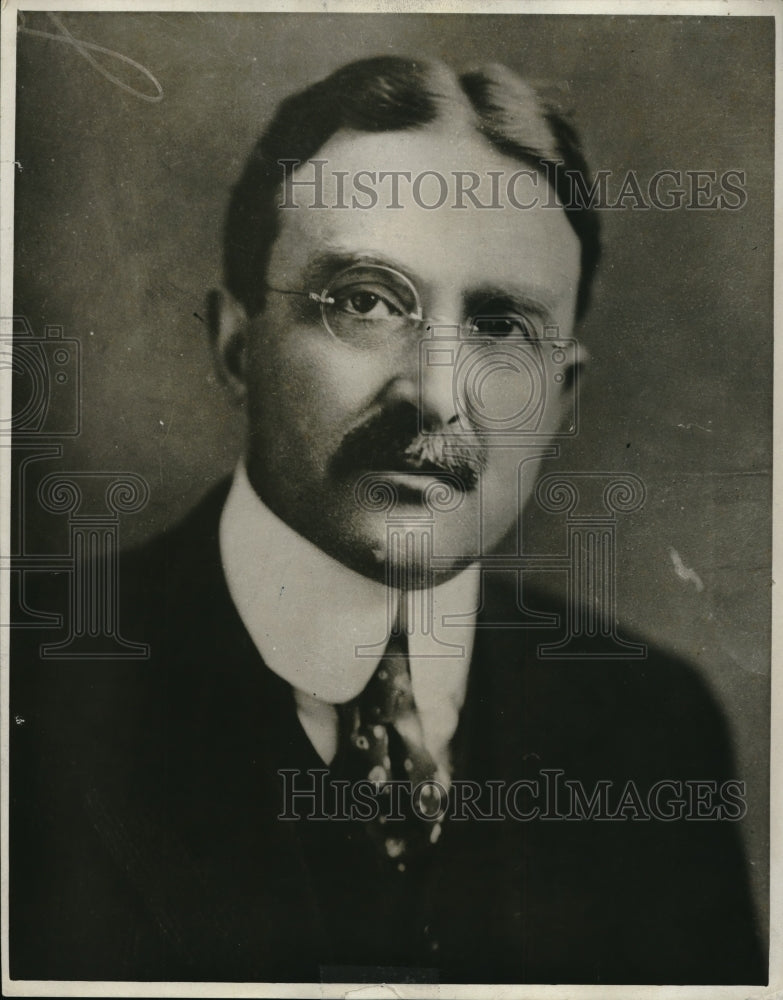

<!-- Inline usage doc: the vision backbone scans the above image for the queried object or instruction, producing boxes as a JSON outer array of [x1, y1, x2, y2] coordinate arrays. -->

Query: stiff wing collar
[[218, 462, 478, 705]]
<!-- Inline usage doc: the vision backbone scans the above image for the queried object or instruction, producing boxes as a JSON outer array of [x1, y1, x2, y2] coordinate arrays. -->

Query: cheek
[[455, 345, 565, 434], [245, 328, 387, 453]]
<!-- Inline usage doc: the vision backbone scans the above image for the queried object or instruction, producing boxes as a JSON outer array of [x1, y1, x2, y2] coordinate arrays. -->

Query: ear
[[206, 288, 250, 404], [554, 338, 590, 431], [563, 339, 590, 385]]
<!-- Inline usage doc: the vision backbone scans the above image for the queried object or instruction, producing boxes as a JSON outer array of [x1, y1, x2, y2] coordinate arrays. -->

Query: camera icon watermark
[[418, 322, 579, 439], [1, 316, 81, 437]]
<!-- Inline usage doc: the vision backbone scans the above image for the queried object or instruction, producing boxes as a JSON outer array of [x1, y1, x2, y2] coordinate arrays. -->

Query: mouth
[[331, 411, 486, 494], [357, 460, 472, 504], [376, 468, 458, 490], [366, 454, 459, 478]]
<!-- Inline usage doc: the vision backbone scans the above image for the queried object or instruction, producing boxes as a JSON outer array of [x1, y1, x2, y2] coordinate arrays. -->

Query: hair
[[224, 56, 601, 320]]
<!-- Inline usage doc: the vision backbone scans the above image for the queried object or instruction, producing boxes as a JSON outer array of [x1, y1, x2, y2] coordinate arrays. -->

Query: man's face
[[234, 123, 582, 582]]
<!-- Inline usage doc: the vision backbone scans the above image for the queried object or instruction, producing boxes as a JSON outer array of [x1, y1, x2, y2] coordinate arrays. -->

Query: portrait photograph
[[0, 2, 778, 996]]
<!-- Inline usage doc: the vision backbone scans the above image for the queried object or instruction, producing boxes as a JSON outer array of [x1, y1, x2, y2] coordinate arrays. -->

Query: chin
[[338, 508, 480, 586]]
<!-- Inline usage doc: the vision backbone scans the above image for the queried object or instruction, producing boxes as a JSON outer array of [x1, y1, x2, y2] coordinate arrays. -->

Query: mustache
[[331, 405, 487, 491]]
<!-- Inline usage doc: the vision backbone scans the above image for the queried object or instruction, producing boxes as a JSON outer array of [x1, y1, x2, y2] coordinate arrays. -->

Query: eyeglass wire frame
[[261, 263, 533, 345]]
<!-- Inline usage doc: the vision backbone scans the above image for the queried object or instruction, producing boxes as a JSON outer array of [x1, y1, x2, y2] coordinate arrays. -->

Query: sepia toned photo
[[1, 3, 777, 995]]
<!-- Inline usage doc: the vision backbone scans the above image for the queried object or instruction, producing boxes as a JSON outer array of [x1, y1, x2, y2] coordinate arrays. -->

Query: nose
[[418, 347, 460, 429], [379, 325, 460, 431]]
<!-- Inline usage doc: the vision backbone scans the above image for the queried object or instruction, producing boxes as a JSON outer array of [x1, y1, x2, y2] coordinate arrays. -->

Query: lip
[[381, 471, 441, 489], [369, 470, 466, 496]]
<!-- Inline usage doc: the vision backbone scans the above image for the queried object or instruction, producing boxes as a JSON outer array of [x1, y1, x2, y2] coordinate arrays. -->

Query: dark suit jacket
[[10, 481, 766, 985]]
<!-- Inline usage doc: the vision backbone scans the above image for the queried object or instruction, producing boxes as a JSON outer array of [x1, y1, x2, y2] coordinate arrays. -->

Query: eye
[[336, 288, 403, 319], [469, 311, 536, 340], [323, 265, 420, 330]]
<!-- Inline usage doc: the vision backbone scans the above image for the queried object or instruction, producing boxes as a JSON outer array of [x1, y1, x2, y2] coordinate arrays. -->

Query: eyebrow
[[300, 250, 561, 319], [464, 284, 557, 322], [300, 250, 419, 290]]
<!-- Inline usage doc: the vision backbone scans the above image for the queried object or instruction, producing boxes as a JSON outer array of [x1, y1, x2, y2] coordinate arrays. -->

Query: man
[[10, 57, 765, 985]]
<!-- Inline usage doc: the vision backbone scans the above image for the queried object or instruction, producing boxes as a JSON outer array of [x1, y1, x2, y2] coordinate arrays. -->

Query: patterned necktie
[[335, 630, 444, 870]]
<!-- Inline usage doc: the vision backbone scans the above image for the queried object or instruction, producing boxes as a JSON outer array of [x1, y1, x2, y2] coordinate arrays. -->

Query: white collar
[[218, 462, 479, 706]]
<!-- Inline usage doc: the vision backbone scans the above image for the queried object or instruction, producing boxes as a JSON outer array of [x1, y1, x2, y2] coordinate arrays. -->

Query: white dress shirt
[[219, 462, 479, 779]]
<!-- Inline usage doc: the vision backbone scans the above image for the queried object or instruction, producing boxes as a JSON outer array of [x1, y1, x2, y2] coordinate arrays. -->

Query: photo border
[[1, 2, 779, 997]]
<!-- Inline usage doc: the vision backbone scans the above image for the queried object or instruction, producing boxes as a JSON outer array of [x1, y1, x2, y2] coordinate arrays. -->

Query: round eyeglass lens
[[466, 299, 538, 342], [321, 265, 422, 347]]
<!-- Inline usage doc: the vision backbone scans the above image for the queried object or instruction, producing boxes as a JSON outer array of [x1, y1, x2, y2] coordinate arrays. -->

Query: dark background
[[12, 12, 773, 934]]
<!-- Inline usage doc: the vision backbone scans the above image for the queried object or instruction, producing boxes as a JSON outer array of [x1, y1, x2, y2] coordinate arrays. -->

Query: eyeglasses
[[264, 263, 539, 350]]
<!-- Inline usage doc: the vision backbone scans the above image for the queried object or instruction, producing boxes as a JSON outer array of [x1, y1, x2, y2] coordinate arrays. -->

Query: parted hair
[[224, 56, 601, 319]]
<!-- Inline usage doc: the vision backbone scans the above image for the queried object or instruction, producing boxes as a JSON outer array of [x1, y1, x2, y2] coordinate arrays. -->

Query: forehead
[[268, 126, 581, 311]]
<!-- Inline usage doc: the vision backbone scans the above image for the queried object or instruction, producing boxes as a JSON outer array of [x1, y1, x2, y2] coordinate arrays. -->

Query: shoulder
[[475, 572, 737, 778], [12, 478, 235, 756], [119, 476, 231, 601]]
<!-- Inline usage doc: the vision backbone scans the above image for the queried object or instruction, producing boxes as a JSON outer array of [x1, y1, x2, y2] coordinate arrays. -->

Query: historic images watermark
[[278, 160, 748, 212], [279, 768, 748, 823], [3, 316, 150, 656]]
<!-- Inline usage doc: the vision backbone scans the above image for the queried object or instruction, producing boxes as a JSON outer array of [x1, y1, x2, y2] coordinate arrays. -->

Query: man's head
[[210, 56, 600, 583]]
